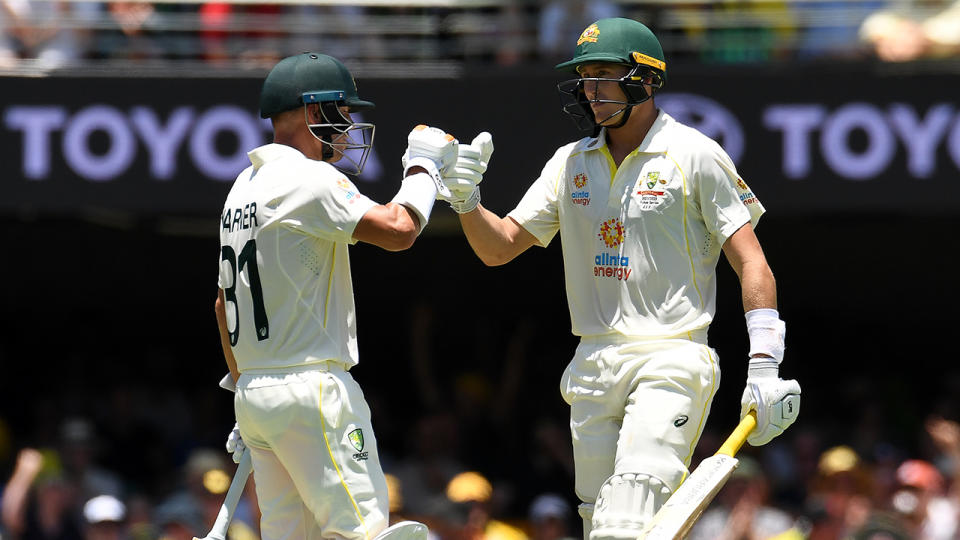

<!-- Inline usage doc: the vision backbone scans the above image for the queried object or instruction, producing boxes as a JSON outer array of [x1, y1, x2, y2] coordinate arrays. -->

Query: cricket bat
[[639, 411, 757, 540], [193, 448, 252, 540]]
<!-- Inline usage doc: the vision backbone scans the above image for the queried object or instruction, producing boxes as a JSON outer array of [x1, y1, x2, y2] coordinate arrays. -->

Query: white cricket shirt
[[508, 110, 764, 338], [217, 143, 376, 371]]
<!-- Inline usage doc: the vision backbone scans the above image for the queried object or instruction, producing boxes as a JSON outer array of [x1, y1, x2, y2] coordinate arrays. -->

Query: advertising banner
[[3, 64, 958, 218]]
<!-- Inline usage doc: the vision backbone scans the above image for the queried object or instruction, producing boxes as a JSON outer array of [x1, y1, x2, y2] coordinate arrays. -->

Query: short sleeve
[[695, 142, 765, 244], [280, 165, 377, 244], [507, 145, 571, 247]]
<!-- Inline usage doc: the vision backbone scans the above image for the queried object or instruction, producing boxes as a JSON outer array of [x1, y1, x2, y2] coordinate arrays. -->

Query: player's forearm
[[458, 204, 528, 266], [738, 260, 777, 313]]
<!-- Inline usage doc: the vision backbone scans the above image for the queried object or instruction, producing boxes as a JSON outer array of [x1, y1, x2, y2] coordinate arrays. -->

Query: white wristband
[[745, 308, 786, 363], [391, 172, 438, 233]]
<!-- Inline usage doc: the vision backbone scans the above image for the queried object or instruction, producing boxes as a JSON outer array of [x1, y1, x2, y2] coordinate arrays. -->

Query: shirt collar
[[247, 143, 305, 170], [579, 109, 671, 155]]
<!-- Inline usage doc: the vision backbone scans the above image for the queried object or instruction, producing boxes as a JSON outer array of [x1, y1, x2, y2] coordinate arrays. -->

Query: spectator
[[688, 455, 799, 539], [152, 448, 240, 540], [803, 445, 875, 540], [392, 413, 467, 520], [2, 448, 83, 540], [0, 0, 95, 68], [859, 0, 960, 61], [2, 447, 47, 536], [57, 418, 123, 505], [95, 1, 156, 60], [443, 471, 527, 540], [154, 496, 203, 540], [537, 0, 620, 61], [527, 493, 575, 540], [888, 459, 958, 539], [81, 494, 126, 540]]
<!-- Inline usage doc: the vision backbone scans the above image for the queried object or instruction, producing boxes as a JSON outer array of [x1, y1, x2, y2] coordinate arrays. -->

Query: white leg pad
[[578, 503, 594, 540], [589, 473, 672, 540], [372, 521, 428, 540]]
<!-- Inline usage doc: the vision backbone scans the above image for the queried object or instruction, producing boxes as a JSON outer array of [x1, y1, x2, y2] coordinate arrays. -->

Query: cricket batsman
[[214, 52, 460, 540], [436, 18, 802, 540]]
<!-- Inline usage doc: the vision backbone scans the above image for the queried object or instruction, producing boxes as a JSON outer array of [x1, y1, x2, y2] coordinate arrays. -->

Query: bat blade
[[640, 454, 739, 539], [640, 411, 757, 540]]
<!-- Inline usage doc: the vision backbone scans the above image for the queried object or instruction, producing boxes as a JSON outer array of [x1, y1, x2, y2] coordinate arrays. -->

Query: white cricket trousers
[[235, 363, 389, 540], [560, 331, 720, 504]]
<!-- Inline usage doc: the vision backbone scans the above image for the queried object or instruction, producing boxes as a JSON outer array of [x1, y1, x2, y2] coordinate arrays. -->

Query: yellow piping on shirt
[[599, 145, 618, 183], [323, 244, 336, 328], [318, 376, 370, 538], [663, 152, 704, 307]]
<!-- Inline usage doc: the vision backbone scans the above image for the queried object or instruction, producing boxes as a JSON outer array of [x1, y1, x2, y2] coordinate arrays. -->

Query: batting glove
[[401, 125, 459, 199], [441, 131, 494, 214], [740, 357, 801, 446], [225, 422, 246, 464]]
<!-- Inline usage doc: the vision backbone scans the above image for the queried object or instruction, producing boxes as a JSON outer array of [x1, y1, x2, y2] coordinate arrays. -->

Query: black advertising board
[[2, 63, 959, 218]]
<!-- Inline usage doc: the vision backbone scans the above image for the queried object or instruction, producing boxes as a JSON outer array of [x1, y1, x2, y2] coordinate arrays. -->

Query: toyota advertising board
[[2, 64, 959, 219]]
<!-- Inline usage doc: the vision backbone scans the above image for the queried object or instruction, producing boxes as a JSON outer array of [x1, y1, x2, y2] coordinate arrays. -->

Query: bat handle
[[203, 449, 253, 540], [717, 411, 757, 457]]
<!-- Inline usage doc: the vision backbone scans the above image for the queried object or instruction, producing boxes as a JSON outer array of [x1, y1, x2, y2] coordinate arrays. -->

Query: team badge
[[577, 24, 600, 45], [574, 173, 587, 189], [645, 171, 660, 189], [598, 218, 625, 248], [348, 428, 364, 451], [635, 171, 669, 210]]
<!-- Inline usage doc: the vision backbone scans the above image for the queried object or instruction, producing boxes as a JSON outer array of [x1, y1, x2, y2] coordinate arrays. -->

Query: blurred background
[[2, 0, 960, 539]]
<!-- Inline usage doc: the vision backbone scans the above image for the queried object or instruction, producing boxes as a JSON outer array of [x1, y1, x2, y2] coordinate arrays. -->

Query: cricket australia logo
[[571, 173, 590, 206], [645, 171, 660, 189], [635, 171, 668, 210], [595, 218, 631, 281], [577, 24, 600, 45], [348, 428, 369, 461]]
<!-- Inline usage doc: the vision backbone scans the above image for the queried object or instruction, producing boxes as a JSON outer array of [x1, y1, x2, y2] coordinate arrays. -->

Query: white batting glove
[[441, 131, 494, 214], [225, 422, 246, 464], [401, 125, 459, 199], [739, 357, 801, 446]]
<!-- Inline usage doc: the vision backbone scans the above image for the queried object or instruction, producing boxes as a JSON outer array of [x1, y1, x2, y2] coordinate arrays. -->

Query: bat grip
[[717, 411, 757, 457]]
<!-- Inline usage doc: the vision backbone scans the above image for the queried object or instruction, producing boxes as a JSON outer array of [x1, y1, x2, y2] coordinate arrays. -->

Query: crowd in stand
[[2, 0, 959, 71], [4, 397, 960, 539]]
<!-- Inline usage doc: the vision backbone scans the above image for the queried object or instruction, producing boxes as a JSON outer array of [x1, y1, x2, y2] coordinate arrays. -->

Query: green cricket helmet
[[555, 18, 667, 132], [259, 52, 375, 118], [260, 53, 375, 175]]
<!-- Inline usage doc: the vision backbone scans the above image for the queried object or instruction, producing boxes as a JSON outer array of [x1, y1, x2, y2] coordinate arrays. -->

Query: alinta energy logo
[[736, 177, 758, 206], [595, 218, 632, 281], [571, 173, 590, 206]]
